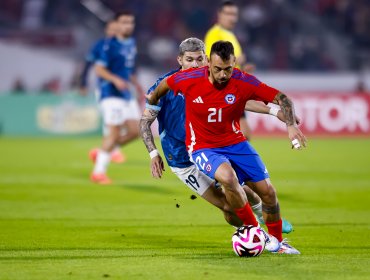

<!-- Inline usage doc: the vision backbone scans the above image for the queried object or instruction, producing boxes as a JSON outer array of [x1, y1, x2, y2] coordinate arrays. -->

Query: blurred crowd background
[[0, 0, 369, 94]]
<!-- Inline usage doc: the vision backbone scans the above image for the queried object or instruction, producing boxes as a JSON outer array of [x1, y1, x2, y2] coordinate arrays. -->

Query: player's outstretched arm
[[273, 92, 307, 149], [245, 100, 300, 125], [146, 78, 171, 105], [245, 100, 270, 114], [140, 108, 165, 178]]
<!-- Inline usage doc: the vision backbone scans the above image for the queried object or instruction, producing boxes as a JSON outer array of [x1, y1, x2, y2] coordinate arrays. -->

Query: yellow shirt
[[204, 24, 242, 68]]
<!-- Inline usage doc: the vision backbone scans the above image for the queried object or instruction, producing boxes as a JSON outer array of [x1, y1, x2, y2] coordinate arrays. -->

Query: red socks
[[235, 203, 258, 227], [266, 219, 283, 242]]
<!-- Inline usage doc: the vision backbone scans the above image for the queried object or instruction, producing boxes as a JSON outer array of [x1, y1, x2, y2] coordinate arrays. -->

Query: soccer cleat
[[111, 150, 126, 164], [259, 227, 280, 252], [275, 239, 300, 255], [282, 218, 293, 234], [90, 173, 112, 185], [89, 148, 99, 163]]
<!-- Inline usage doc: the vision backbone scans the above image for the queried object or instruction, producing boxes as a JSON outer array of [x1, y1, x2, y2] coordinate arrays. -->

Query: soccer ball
[[232, 225, 266, 257]]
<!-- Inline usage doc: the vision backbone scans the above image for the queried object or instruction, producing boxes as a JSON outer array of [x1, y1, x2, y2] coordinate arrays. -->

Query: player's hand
[[151, 154, 165, 178], [287, 125, 307, 150], [112, 76, 128, 91], [277, 111, 301, 125]]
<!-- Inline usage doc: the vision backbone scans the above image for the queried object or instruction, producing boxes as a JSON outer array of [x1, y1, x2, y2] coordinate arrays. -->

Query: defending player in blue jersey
[[140, 38, 294, 238], [90, 11, 144, 184]]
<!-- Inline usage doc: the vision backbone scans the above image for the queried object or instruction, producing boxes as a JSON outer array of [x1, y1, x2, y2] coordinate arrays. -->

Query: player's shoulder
[[157, 68, 180, 85], [104, 36, 116, 44], [231, 68, 261, 87], [172, 66, 207, 83], [90, 37, 106, 50], [94, 37, 106, 46], [100, 37, 116, 50], [127, 37, 136, 44], [147, 68, 180, 94], [163, 68, 180, 79]]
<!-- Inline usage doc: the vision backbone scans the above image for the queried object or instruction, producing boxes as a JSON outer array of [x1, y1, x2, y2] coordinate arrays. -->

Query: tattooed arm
[[140, 108, 159, 153], [140, 108, 165, 178], [245, 100, 301, 125], [273, 92, 307, 149]]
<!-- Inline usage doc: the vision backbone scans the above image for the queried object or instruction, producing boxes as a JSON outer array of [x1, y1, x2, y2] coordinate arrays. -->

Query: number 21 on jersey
[[208, 108, 222, 122]]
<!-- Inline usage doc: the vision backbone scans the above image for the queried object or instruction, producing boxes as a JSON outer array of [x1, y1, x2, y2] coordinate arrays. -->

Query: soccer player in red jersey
[[147, 41, 306, 254]]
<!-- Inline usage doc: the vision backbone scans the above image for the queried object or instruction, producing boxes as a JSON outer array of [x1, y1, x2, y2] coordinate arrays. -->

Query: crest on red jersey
[[225, 94, 236, 104]]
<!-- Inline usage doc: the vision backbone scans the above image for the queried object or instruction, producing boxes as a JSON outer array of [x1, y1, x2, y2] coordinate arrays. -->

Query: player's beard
[[214, 78, 229, 88]]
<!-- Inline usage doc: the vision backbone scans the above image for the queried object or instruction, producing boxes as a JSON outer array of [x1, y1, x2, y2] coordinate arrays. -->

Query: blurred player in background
[[140, 38, 293, 239], [90, 11, 144, 184], [78, 19, 127, 165], [205, 0, 255, 139], [147, 41, 306, 254], [78, 19, 118, 96]]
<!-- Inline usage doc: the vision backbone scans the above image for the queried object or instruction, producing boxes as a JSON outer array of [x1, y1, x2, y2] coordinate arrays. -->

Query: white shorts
[[100, 97, 141, 126], [170, 165, 214, 196]]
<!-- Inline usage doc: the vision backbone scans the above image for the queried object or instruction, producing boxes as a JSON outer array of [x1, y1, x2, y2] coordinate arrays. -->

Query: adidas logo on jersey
[[193, 96, 204, 103]]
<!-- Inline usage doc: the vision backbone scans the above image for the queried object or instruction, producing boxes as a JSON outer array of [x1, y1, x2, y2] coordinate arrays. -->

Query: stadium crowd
[[0, 0, 368, 73]]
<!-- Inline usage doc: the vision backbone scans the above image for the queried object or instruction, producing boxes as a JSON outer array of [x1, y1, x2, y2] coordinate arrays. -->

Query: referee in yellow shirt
[[205, 0, 255, 139]]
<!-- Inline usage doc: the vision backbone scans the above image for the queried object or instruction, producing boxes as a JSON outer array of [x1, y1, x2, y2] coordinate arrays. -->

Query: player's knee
[[218, 172, 238, 190], [261, 184, 277, 206], [267, 184, 277, 202], [109, 130, 121, 142]]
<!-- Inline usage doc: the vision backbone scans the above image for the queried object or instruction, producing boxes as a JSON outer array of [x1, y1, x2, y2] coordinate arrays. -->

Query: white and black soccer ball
[[232, 225, 266, 257]]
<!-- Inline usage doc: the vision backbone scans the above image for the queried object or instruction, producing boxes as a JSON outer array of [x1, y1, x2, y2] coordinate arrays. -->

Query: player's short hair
[[218, 0, 237, 11], [114, 10, 134, 20], [178, 37, 205, 56], [210, 41, 234, 61]]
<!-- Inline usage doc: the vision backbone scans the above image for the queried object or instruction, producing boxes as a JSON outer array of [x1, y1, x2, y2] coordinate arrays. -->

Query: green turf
[[0, 137, 369, 280]]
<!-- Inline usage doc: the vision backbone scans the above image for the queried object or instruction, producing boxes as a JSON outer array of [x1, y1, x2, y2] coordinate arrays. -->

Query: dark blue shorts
[[190, 141, 269, 185]]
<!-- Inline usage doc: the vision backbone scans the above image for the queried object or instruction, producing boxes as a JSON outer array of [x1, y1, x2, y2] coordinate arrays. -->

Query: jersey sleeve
[[237, 70, 278, 103], [95, 39, 111, 67], [253, 83, 279, 103], [86, 39, 102, 62], [146, 69, 180, 111], [167, 67, 204, 96], [146, 76, 166, 111], [166, 72, 186, 95]]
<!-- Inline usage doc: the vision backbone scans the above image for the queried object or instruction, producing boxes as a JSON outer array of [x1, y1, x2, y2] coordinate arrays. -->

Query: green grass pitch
[[0, 137, 369, 279]]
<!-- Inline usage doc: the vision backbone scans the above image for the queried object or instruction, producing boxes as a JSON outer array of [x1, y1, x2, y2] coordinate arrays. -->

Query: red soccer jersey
[[166, 66, 278, 152]]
